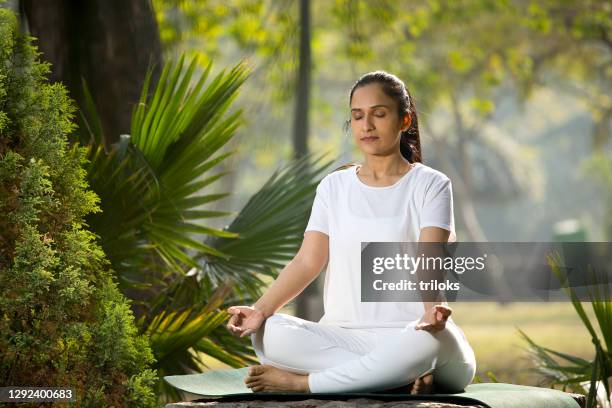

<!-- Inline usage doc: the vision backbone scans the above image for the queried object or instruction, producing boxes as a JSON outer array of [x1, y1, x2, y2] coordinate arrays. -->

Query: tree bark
[[293, 0, 311, 159], [293, 0, 320, 320], [22, 0, 162, 146]]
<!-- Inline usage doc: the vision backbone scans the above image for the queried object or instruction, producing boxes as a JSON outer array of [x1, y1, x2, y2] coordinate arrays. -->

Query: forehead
[[350, 83, 397, 109]]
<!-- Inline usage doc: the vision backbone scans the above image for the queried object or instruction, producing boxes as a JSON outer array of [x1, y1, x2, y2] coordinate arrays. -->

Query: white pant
[[251, 313, 476, 393]]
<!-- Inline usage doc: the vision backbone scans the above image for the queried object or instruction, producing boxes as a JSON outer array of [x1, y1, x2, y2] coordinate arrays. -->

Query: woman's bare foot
[[244, 365, 310, 393], [410, 373, 434, 394]]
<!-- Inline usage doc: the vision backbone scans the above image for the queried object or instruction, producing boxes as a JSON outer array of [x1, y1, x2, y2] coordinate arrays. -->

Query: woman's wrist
[[251, 302, 271, 318], [422, 301, 443, 314]]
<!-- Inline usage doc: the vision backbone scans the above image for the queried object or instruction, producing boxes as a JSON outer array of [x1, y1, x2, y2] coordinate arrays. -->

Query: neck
[[360, 153, 411, 179]]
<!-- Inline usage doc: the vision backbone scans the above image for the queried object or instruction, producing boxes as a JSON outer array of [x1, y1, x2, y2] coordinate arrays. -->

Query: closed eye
[[352, 112, 385, 120]]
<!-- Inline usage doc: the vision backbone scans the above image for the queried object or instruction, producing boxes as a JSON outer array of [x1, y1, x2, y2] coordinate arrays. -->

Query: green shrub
[[0, 8, 158, 407]]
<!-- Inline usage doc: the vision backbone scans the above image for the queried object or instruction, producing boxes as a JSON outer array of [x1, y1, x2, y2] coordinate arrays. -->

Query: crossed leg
[[247, 314, 475, 393]]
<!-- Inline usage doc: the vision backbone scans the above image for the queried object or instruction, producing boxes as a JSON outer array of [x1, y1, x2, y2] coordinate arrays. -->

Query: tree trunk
[[293, 0, 311, 158], [421, 121, 488, 242], [21, 0, 162, 146], [293, 0, 321, 321]]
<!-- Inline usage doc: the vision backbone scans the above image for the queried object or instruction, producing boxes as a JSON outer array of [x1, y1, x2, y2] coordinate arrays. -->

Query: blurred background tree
[[148, 0, 610, 241]]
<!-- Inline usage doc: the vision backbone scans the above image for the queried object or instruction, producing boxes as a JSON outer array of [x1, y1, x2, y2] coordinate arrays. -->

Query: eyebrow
[[351, 104, 390, 112]]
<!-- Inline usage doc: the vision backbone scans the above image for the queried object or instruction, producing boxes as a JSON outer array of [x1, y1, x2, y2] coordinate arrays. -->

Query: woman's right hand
[[226, 306, 266, 338]]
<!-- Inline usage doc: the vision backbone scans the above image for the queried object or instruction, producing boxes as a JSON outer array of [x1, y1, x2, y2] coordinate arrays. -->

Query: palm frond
[[199, 154, 333, 298], [519, 253, 611, 405], [143, 282, 256, 400], [83, 140, 161, 283], [131, 58, 250, 269], [80, 57, 251, 284], [147, 153, 333, 314]]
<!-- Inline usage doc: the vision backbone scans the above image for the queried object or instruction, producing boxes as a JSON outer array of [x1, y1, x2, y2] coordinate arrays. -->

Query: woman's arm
[[253, 231, 329, 317], [227, 231, 328, 337], [415, 226, 452, 332]]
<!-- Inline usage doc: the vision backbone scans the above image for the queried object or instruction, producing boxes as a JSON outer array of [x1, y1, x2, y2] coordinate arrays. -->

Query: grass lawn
[[451, 302, 597, 386]]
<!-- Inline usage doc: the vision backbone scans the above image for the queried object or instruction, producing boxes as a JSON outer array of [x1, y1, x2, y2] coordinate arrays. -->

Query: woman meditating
[[226, 71, 476, 394]]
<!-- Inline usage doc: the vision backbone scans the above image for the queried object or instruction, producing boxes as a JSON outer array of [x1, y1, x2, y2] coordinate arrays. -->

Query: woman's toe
[[249, 365, 265, 376], [410, 378, 422, 395], [412, 374, 434, 394]]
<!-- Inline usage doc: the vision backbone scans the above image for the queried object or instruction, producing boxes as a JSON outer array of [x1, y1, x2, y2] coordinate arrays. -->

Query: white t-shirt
[[304, 162, 456, 328]]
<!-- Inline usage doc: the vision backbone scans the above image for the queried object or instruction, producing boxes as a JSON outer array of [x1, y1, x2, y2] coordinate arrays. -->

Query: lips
[[361, 136, 379, 142]]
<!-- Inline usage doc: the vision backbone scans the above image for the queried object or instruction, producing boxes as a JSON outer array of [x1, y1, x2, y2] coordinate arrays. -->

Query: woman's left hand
[[415, 304, 452, 333]]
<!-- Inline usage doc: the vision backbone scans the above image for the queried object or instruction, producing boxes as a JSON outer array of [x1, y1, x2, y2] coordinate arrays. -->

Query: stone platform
[[165, 392, 586, 408], [166, 399, 486, 407]]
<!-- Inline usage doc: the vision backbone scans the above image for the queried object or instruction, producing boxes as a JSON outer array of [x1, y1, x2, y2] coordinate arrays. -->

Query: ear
[[401, 113, 412, 131]]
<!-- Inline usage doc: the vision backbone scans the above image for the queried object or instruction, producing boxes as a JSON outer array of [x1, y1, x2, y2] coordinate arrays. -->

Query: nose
[[361, 114, 375, 133]]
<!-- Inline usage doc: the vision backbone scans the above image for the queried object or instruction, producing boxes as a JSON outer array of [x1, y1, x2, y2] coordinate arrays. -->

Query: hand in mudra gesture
[[415, 304, 452, 333], [226, 306, 266, 338]]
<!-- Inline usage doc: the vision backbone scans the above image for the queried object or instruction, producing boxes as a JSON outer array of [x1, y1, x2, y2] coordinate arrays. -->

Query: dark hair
[[345, 71, 422, 163]]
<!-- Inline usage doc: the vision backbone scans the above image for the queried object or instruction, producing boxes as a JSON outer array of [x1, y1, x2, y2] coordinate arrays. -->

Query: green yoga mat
[[165, 367, 580, 408]]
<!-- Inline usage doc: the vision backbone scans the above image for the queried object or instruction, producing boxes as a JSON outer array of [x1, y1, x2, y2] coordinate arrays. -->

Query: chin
[[360, 145, 390, 156], [359, 146, 379, 155]]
